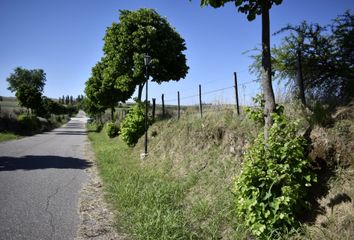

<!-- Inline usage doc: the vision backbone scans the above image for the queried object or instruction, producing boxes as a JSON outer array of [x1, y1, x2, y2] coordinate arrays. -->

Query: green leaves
[[200, 0, 283, 21], [235, 101, 316, 238], [103, 8, 189, 94], [6, 67, 46, 112], [120, 101, 148, 146]]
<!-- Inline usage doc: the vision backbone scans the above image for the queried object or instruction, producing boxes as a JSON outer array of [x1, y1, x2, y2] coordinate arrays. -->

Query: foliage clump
[[120, 101, 147, 146], [105, 122, 119, 138], [235, 98, 317, 238], [17, 114, 41, 133]]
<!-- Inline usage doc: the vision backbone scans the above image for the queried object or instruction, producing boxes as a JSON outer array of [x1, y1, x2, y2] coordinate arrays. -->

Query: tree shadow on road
[[0, 155, 92, 171]]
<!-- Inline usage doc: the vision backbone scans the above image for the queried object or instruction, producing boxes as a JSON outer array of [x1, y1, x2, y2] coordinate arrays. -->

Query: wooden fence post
[[152, 98, 156, 122], [162, 94, 165, 118], [199, 84, 203, 118], [177, 91, 180, 120], [234, 72, 240, 115]]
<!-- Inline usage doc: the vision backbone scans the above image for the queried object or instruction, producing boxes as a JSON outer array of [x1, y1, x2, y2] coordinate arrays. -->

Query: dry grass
[[133, 108, 260, 239], [89, 102, 354, 239]]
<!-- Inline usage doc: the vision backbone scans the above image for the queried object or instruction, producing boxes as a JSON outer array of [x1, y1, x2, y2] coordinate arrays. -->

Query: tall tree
[[250, 11, 353, 104], [103, 8, 189, 101], [273, 22, 311, 106], [85, 58, 135, 120], [330, 10, 354, 103], [6, 67, 46, 113], [200, 0, 282, 140]]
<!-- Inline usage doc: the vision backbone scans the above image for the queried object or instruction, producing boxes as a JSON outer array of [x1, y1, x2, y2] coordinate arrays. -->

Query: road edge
[[75, 139, 130, 240]]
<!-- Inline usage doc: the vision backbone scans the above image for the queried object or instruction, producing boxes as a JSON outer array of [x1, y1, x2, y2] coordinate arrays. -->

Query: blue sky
[[0, 0, 352, 105]]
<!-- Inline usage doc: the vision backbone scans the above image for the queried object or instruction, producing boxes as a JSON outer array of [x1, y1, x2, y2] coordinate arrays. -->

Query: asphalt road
[[0, 111, 90, 240]]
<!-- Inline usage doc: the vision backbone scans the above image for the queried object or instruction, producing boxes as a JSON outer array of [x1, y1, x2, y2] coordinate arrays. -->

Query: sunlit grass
[[0, 132, 21, 142]]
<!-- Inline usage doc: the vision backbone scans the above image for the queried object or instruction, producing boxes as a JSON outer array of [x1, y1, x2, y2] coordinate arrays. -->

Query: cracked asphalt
[[0, 111, 90, 240]]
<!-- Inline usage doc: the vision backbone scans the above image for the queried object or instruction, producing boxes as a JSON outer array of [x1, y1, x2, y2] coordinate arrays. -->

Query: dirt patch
[[76, 141, 130, 240]]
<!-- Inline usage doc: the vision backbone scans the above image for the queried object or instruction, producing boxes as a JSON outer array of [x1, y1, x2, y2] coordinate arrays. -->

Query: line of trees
[[6, 67, 78, 118], [84, 8, 189, 120], [249, 10, 353, 107], [58, 94, 84, 105]]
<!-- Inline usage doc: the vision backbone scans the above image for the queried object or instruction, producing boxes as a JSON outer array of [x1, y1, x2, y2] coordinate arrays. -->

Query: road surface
[[0, 111, 90, 240]]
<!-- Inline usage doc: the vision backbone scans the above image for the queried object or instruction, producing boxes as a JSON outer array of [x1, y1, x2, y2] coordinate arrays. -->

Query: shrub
[[105, 122, 119, 138], [17, 114, 41, 133], [234, 104, 316, 238], [120, 101, 147, 146], [87, 121, 103, 133], [310, 101, 333, 127]]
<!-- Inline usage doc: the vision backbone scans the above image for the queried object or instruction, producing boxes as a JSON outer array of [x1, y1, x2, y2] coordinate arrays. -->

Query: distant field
[[0, 97, 24, 115]]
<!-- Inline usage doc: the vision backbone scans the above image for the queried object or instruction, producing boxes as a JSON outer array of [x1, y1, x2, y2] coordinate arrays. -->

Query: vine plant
[[235, 94, 316, 238]]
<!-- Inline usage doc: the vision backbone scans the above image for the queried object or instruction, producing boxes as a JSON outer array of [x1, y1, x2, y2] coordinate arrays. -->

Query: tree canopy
[[85, 58, 135, 120], [200, 0, 282, 21], [249, 11, 354, 104], [199, 0, 283, 139], [103, 8, 189, 100], [6, 67, 46, 112]]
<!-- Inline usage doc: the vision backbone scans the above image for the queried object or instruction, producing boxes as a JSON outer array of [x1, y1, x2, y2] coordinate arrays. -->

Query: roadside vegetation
[[83, 5, 353, 239], [88, 102, 354, 239], [0, 131, 22, 142], [0, 96, 75, 139], [0, 66, 82, 140]]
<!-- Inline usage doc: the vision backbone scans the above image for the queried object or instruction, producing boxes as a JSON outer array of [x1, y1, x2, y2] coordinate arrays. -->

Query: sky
[[0, 0, 352, 105]]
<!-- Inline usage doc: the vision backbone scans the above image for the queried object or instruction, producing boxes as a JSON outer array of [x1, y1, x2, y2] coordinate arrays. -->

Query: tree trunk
[[296, 49, 306, 106], [137, 83, 145, 102], [111, 106, 115, 121], [261, 0, 276, 142]]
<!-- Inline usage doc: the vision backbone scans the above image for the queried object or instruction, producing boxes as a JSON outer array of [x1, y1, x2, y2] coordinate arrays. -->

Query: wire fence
[[146, 72, 262, 120]]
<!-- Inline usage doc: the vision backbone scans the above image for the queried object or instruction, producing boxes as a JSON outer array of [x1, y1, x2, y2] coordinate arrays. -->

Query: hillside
[[88, 103, 354, 239]]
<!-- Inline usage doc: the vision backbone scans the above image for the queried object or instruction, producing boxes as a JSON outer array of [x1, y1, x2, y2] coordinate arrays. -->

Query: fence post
[[199, 84, 203, 118], [177, 91, 180, 120], [234, 72, 240, 115], [152, 98, 156, 122], [162, 94, 165, 118]]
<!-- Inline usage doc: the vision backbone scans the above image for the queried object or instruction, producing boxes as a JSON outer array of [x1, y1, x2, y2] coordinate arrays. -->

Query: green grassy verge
[[88, 103, 354, 240], [0, 132, 22, 142], [88, 128, 199, 239], [87, 111, 252, 239]]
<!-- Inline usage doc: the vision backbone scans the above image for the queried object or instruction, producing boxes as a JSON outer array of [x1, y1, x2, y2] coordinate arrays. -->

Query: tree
[[103, 8, 189, 101], [273, 22, 311, 106], [250, 11, 353, 105], [85, 58, 135, 120], [70, 95, 73, 105], [6, 67, 46, 113], [200, 0, 282, 140], [330, 10, 354, 103], [82, 97, 105, 123]]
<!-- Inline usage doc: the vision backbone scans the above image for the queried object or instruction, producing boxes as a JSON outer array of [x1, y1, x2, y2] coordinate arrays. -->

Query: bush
[[310, 101, 333, 127], [105, 122, 119, 138], [234, 104, 316, 238], [120, 101, 147, 146], [87, 121, 103, 133], [17, 114, 41, 133]]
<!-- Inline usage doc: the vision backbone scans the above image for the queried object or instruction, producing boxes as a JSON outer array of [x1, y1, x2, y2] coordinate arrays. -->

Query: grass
[[0, 132, 22, 142], [88, 127, 198, 239], [88, 103, 354, 240], [87, 111, 254, 239]]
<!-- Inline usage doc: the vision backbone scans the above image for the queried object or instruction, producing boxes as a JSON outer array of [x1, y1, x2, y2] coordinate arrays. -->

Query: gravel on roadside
[[76, 141, 131, 240]]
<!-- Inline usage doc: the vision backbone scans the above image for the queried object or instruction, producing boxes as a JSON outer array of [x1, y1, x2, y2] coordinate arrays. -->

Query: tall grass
[[0, 132, 22, 142], [88, 130, 198, 239], [88, 103, 354, 239], [87, 111, 253, 239]]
